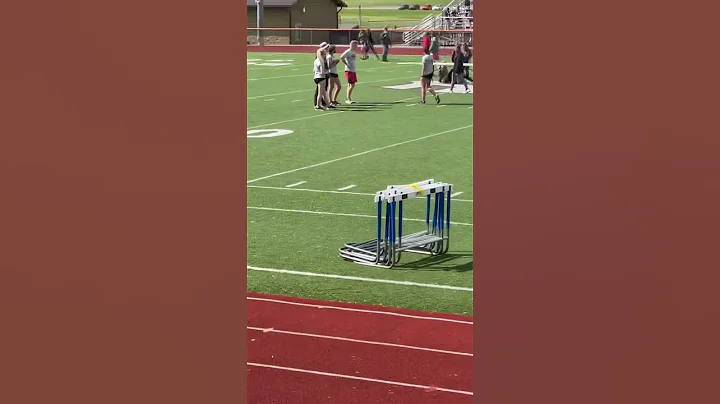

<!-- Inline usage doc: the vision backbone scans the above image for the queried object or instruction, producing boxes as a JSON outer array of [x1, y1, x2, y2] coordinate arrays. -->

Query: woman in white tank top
[[313, 46, 333, 110]]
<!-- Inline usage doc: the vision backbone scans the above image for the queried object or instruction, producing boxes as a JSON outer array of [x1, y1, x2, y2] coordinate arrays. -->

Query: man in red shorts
[[340, 40, 359, 104]]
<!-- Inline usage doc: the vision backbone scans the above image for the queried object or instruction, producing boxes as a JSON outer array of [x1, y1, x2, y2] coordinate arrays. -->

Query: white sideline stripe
[[247, 185, 474, 203], [247, 76, 419, 100], [451, 191, 464, 197], [247, 362, 473, 396], [247, 266, 474, 292], [247, 111, 343, 130], [247, 206, 473, 227], [285, 181, 306, 188], [290, 99, 302, 102], [337, 184, 356, 191], [247, 296, 474, 325], [246, 124, 472, 183], [247, 326, 473, 357]]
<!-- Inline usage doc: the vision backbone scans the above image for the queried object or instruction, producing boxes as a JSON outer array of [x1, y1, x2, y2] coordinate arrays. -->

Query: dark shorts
[[422, 73, 434, 82], [314, 77, 326, 84], [329, 73, 339, 78]]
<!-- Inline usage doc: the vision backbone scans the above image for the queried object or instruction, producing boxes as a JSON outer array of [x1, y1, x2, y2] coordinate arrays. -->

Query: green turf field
[[247, 52, 474, 315], [340, 9, 437, 28]]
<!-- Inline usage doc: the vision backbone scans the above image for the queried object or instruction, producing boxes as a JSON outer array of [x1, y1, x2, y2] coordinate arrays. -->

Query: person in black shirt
[[449, 45, 470, 93]]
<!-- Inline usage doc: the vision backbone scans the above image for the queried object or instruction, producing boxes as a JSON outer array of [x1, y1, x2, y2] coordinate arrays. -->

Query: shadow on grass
[[394, 251, 474, 272]]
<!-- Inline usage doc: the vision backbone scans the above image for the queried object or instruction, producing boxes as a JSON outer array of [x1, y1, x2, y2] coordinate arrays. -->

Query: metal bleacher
[[401, 0, 473, 46]]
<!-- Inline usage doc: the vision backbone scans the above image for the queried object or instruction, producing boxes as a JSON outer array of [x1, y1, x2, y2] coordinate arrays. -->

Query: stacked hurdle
[[339, 179, 452, 268]]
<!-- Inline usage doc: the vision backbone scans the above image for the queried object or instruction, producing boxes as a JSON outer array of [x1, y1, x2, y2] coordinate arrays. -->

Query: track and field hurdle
[[339, 179, 453, 268]]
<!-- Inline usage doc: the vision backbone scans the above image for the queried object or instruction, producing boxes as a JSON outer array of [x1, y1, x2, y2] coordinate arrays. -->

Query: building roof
[[246, 0, 347, 7], [246, 0, 297, 6]]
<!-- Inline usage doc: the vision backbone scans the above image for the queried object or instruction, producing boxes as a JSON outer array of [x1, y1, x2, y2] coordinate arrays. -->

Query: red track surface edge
[[247, 293, 473, 403], [249, 45, 454, 57]]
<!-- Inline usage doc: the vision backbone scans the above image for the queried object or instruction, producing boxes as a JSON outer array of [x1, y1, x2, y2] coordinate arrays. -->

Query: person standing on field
[[380, 26, 391, 62], [429, 34, 440, 61], [325, 45, 342, 106], [340, 40, 359, 104]]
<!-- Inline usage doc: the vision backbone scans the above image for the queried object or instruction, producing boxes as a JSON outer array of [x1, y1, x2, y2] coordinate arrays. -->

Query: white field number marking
[[247, 129, 293, 138]]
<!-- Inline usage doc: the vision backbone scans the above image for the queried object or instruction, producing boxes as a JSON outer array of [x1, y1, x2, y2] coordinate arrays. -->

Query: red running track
[[248, 293, 473, 403]]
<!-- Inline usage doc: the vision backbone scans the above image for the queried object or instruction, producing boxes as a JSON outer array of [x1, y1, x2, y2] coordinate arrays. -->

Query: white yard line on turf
[[247, 185, 474, 203], [246, 124, 472, 183], [247, 111, 344, 129], [247, 266, 474, 292], [247, 362, 473, 396], [248, 296, 474, 325], [248, 64, 402, 82], [248, 326, 473, 356], [247, 206, 473, 227], [247, 76, 418, 100]]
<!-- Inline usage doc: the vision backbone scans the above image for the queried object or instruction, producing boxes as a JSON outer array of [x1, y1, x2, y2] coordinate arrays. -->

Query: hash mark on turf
[[337, 184, 356, 191], [451, 191, 464, 197], [291, 99, 303, 102], [264, 99, 274, 101], [438, 105, 447, 108], [286, 181, 306, 188]]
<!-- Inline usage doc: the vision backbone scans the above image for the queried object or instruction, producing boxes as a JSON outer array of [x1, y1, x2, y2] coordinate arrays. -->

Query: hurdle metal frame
[[339, 180, 453, 268]]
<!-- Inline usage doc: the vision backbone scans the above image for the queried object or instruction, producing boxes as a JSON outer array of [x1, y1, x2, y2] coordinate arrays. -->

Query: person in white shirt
[[325, 45, 342, 106], [340, 41, 359, 104], [313, 45, 333, 110], [420, 47, 440, 104]]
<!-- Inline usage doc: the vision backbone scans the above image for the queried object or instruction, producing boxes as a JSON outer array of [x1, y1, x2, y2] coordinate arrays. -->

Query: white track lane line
[[246, 124, 472, 183], [337, 184, 356, 191], [248, 266, 473, 292], [247, 362, 473, 396], [247, 185, 474, 203], [248, 296, 473, 325], [248, 326, 473, 356], [247, 206, 473, 227]]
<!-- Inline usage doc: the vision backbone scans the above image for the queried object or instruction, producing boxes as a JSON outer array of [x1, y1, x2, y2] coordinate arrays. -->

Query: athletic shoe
[[464, 90, 471, 94], [345, 100, 354, 104], [418, 100, 426, 104], [435, 95, 441, 104]]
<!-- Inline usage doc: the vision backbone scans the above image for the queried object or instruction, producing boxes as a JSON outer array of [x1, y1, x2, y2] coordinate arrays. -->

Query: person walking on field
[[380, 26, 391, 62], [449, 45, 470, 94], [419, 47, 440, 104]]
